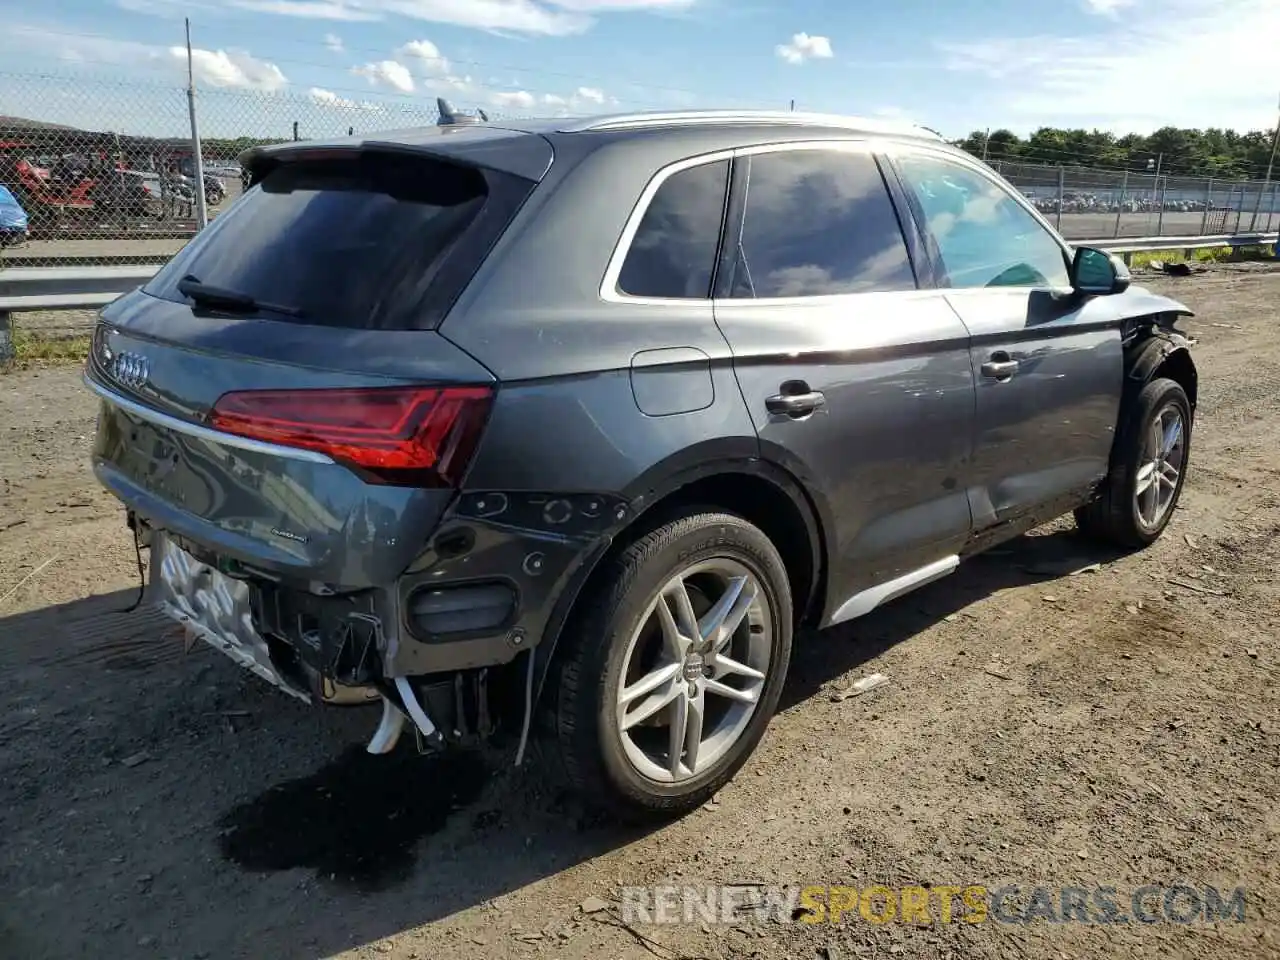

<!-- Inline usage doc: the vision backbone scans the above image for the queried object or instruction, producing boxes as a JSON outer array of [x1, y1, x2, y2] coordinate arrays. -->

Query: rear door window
[[145, 152, 530, 329], [728, 149, 917, 298], [617, 159, 730, 299]]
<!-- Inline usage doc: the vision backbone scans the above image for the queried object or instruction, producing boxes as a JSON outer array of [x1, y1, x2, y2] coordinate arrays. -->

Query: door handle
[[766, 390, 826, 417], [980, 354, 1020, 381]]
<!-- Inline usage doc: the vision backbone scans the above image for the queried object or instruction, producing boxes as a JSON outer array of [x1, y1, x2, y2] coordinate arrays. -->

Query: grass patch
[[8, 328, 92, 364], [1130, 244, 1276, 269]]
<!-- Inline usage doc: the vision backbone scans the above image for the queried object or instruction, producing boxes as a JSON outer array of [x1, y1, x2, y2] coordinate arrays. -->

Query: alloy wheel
[[614, 558, 772, 783], [1135, 403, 1186, 530]]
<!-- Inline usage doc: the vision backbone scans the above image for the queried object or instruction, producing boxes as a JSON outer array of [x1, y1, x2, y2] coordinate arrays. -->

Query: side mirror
[[1070, 246, 1130, 296]]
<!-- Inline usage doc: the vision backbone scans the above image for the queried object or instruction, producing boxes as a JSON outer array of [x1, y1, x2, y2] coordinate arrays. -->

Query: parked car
[[203, 175, 226, 206], [92, 169, 160, 220], [84, 111, 1198, 818], [0, 183, 29, 244], [175, 157, 228, 206]]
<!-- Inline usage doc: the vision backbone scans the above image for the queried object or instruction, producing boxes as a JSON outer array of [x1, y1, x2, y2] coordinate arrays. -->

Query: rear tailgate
[[86, 133, 548, 588]]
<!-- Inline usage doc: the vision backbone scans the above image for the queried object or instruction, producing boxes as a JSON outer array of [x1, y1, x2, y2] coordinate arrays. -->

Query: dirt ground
[[2, 266, 1278, 960]]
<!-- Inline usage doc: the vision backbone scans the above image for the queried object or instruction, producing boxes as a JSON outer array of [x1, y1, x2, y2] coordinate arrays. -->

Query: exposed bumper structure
[[149, 531, 494, 754], [153, 533, 312, 703]]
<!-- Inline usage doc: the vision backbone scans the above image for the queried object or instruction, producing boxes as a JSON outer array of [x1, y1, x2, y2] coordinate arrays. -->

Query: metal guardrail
[[0, 265, 159, 313], [0, 265, 159, 359], [1083, 231, 1278, 257], [0, 232, 1277, 361]]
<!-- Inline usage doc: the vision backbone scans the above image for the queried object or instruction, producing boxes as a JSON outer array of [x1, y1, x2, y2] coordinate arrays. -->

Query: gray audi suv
[[85, 110, 1198, 816]]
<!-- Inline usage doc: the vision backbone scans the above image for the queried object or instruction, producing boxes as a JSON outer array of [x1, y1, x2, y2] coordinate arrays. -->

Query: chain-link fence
[[1, 69, 1277, 356], [0, 71, 489, 270], [990, 159, 1279, 240], [2, 69, 1276, 266]]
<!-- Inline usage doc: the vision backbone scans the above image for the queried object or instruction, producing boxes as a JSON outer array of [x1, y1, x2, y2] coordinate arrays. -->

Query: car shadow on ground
[[0, 527, 1127, 960]]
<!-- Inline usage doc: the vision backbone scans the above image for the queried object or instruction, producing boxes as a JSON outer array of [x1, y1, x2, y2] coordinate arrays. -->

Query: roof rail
[[558, 110, 942, 139]]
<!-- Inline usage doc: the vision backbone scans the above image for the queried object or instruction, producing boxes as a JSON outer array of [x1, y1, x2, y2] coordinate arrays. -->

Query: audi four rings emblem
[[111, 350, 150, 390]]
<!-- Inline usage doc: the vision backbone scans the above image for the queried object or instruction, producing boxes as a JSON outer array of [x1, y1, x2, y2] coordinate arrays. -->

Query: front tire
[[1075, 377, 1192, 548], [551, 511, 793, 818]]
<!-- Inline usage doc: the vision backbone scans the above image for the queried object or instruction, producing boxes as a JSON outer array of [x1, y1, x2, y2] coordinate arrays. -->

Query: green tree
[[953, 124, 1278, 181]]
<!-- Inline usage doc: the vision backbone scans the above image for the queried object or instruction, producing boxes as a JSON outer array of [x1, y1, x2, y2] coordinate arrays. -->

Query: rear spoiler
[[237, 107, 551, 185], [240, 97, 495, 183]]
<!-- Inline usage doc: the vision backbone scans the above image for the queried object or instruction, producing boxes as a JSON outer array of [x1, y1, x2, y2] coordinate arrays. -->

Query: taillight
[[209, 385, 493, 487]]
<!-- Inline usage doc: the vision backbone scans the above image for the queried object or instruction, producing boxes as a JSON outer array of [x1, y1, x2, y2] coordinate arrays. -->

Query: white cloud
[[352, 59, 415, 92], [172, 46, 289, 91], [324, 32, 344, 52], [483, 82, 612, 114], [490, 89, 537, 109], [398, 38, 450, 74], [775, 32, 833, 65], [309, 86, 351, 106], [335, 35, 613, 114], [380, 0, 588, 33], [1, 23, 290, 94], [309, 86, 383, 111], [6, 24, 156, 67], [232, 0, 381, 20], [202, 0, 695, 35], [1081, 0, 1136, 14], [939, 0, 1280, 133]]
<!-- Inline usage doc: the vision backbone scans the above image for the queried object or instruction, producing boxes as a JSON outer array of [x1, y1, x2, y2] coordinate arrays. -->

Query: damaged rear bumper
[[150, 531, 486, 753], [139, 491, 618, 754], [151, 531, 373, 705]]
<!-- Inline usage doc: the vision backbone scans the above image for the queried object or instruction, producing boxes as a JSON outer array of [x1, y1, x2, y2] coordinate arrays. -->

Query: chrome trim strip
[[599, 145, 738, 307], [827, 555, 960, 626], [82, 373, 337, 465]]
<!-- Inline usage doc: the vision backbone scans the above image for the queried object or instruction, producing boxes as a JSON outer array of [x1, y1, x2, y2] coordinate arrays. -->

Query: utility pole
[[184, 17, 208, 229], [1248, 92, 1280, 231], [981, 127, 991, 161]]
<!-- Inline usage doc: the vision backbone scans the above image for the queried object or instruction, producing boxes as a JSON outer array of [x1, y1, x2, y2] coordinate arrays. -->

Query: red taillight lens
[[209, 385, 493, 487]]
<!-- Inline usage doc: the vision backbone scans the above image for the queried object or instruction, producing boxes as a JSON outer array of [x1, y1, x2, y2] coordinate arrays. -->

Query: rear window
[[144, 151, 529, 329]]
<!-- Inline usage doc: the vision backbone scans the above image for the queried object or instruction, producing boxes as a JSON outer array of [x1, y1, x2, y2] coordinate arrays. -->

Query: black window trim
[[711, 138, 925, 305], [601, 147, 737, 305], [880, 143, 1075, 292], [875, 149, 945, 290]]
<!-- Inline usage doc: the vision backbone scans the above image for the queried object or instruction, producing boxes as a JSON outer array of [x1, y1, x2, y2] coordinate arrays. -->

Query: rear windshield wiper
[[177, 275, 305, 318]]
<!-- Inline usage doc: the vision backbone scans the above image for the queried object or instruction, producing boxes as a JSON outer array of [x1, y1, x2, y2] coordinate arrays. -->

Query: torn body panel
[[135, 477, 626, 754], [1118, 287, 1198, 410]]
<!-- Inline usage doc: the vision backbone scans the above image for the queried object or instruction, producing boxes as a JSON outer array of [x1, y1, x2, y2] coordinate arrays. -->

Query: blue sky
[[0, 0, 1277, 141]]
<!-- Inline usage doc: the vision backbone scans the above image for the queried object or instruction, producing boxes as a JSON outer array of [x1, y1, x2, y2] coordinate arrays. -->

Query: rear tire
[[1075, 377, 1191, 548], [550, 510, 792, 819]]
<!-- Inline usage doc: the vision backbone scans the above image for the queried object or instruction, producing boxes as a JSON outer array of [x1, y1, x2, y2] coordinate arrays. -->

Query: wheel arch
[[530, 453, 829, 706], [1125, 328, 1198, 413]]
